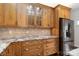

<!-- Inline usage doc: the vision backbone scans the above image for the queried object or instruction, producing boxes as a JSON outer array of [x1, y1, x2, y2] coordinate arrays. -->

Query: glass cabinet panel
[[35, 6, 42, 26], [26, 4, 42, 26], [26, 4, 35, 26]]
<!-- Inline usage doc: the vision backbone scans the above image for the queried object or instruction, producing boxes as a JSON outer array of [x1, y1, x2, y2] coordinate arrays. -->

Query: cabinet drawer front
[[44, 48, 57, 55], [23, 44, 42, 51], [44, 43, 56, 49], [22, 40, 42, 46], [22, 49, 42, 56]]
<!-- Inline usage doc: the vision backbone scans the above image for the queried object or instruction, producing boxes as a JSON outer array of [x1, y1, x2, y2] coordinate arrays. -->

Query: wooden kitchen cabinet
[[0, 42, 21, 56], [42, 5, 54, 28], [0, 39, 58, 56], [43, 39, 57, 55], [16, 3, 54, 28], [55, 5, 71, 19], [64, 7, 71, 19], [52, 5, 71, 36], [0, 3, 54, 28], [0, 43, 15, 56], [0, 4, 4, 26], [4, 4, 17, 27], [17, 3, 42, 27], [17, 4, 28, 27]]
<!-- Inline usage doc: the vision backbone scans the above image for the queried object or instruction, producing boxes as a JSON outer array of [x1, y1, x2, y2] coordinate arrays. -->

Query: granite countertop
[[0, 35, 59, 54]]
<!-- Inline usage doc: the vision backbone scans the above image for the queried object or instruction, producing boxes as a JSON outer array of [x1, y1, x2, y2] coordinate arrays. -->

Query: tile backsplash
[[0, 28, 51, 39]]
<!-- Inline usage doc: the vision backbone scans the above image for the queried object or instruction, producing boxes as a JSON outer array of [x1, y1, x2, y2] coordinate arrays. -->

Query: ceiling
[[41, 3, 79, 10], [40, 3, 73, 8]]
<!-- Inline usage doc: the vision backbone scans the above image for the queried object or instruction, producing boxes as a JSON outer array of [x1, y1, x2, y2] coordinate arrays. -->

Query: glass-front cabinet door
[[26, 3, 42, 27], [26, 4, 35, 26], [35, 5, 43, 26]]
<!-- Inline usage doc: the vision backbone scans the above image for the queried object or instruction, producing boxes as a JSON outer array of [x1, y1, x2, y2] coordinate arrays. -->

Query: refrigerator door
[[59, 18, 74, 55], [63, 42, 74, 55], [62, 19, 74, 42]]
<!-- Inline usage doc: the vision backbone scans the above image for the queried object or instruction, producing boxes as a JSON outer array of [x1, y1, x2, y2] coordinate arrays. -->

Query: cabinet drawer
[[44, 48, 57, 55], [23, 44, 42, 51], [44, 43, 56, 49], [22, 40, 42, 46], [22, 48, 42, 56]]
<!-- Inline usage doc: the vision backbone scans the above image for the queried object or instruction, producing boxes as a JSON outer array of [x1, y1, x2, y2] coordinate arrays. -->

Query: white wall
[[71, 8, 79, 47]]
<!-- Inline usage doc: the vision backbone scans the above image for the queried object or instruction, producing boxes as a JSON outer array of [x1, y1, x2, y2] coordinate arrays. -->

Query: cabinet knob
[[38, 54, 41, 55], [25, 48, 29, 51], [25, 42, 29, 44]]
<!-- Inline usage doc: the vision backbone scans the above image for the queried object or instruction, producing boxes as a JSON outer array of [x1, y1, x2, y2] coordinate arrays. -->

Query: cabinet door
[[64, 8, 71, 19], [58, 5, 71, 19], [42, 6, 54, 28], [4, 4, 17, 27], [0, 4, 4, 26], [35, 4, 42, 26], [58, 6, 65, 18], [42, 7, 48, 27], [26, 4, 35, 27], [17, 4, 28, 27], [43, 39, 57, 56], [48, 8, 54, 27]]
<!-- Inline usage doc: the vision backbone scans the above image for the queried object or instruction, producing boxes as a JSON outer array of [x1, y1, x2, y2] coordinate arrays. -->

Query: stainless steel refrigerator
[[59, 18, 74, 56]]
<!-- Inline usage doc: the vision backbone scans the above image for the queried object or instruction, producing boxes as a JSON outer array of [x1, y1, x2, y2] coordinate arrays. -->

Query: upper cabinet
[[42, 5, 54, 28], [52, 5, 71, 36], [17, 3, 43, 27], [4, 4, 17, 27], [16, 3, 54, 28], [0, 3, 54, 28], [17, 4, 28, 27], [55, 5, 71, 19], [0, 4, 17, 27], [0, 4, 70, 28], [0, 4, 4, 26], [26, 4, 43, 27]]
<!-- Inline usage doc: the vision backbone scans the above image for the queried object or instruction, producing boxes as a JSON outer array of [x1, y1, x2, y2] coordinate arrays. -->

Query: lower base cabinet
[[0, 39, 58, 56], [0, 42, 22, 56]]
